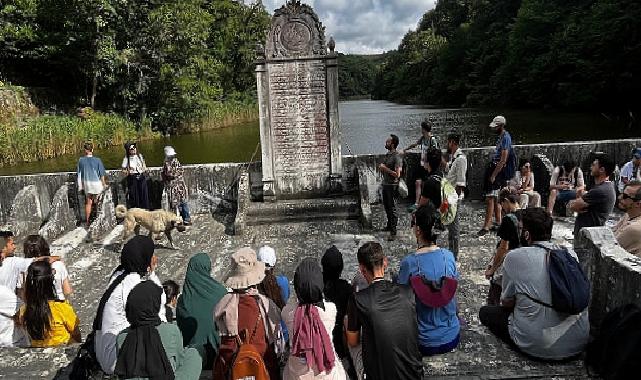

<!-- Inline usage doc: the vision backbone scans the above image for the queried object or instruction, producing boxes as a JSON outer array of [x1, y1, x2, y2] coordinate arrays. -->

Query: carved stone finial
[[256, 43, 265, 59], [328, 36, 335, 53]]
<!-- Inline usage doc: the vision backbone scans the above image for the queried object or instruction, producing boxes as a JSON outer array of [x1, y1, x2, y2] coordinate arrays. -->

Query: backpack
[[585, 303, 641, 379], [430, 175, 458, 226], [525, 244, 590, 315], [228, 313, 269, 380]]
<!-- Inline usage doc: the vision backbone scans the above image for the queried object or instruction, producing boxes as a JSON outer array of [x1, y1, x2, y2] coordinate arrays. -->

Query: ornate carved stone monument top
[[265, 0, 327, 60], [256, 1, 342, 200]]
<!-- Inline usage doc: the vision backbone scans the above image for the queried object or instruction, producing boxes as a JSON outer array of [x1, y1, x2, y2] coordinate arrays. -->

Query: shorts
[[414, 165, 429, 181], [483, 162, 505, 197]]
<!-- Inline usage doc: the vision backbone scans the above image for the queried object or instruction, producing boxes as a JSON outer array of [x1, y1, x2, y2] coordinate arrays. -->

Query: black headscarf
[[294, 258, 325, 309], [93, 236, 155, 331], [321, 246, 343, 282], [115, 281, 174, 380]]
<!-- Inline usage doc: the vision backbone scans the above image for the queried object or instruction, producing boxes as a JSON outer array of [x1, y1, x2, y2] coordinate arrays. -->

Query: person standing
[[379, 134, 403, 241], [76, 142, 108, 227], [613, 181, 641, 255], [479, 116, 514, 236], [569, 153, 617, 236], [346, 242, 423, 380], [161, 145, 191, 225], [445, 134, 467, 258], [122, 141, 150, 210], [403, 121, 439, 212]]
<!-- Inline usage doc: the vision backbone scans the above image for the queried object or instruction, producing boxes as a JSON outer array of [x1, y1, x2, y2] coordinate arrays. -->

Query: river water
[[1, 100, 637, 176]]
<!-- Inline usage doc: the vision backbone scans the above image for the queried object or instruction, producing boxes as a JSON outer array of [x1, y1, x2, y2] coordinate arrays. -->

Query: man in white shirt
[[0, 285, 28, 347], [619, 148, 641, 191], [0, 231, 60, 293], [479, 208, 589, 360], [445, 134, 467, 259]]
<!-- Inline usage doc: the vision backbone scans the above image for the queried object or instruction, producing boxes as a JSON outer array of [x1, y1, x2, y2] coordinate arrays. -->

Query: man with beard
[[479, 116, 515, 236], [379, 134, 403, 241], [612, 181, 641, 255]]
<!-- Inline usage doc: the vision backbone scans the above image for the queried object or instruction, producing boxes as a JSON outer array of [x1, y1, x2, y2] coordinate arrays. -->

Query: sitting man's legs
[[479, 305, 515, 347]]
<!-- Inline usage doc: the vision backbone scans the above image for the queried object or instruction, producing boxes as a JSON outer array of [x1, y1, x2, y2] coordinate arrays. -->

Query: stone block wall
[[574, 227, 641, 329]]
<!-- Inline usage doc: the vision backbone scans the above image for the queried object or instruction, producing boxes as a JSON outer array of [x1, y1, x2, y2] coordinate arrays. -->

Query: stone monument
[[256, 0, 342, 200]]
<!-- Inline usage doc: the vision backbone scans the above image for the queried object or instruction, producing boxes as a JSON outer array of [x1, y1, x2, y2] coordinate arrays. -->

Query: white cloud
[[261, 0, 435, 54]]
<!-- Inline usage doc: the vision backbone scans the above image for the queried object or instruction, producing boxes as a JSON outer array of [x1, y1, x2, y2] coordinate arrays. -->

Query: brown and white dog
[[115, 205, 186, 247]]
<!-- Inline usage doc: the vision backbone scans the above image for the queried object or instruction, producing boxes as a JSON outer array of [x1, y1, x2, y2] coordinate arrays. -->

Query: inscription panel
[[268, 60, 329, 193]]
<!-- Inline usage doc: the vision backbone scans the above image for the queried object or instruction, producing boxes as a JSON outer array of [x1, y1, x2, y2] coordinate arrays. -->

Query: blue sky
[[261, 0, 436, 54]]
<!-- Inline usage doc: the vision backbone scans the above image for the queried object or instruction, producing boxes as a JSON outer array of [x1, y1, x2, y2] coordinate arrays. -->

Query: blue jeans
[[178, 201, 191, 222], [556, 189, 577, 206]]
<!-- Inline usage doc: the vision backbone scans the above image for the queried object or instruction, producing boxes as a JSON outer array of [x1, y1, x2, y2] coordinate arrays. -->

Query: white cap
[[257, 245, 276, 267], [489, 115, 506, 128], [164, 146, 176, 157]]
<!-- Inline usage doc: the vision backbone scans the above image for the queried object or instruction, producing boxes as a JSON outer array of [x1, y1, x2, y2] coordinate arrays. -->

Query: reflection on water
[[1, 100, 637, 176]]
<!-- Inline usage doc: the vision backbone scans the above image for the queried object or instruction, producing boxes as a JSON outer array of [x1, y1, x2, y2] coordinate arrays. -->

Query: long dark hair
[[23, 261, 57, 340], [23, 235, 50, 258], [258, 268, 285, 309]]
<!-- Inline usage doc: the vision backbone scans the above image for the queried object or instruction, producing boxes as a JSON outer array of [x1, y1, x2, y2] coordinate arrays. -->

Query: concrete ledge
[[574, 226, 641, 328]]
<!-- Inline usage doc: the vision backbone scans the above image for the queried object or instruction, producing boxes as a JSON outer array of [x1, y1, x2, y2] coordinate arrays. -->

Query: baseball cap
[[489, 116, 506, 128], [633, 148, 641, 159], [257, 245, 277, 267]]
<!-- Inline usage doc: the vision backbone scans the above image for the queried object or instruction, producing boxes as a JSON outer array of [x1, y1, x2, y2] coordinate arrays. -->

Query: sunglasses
[[621, 193, 640, 201]]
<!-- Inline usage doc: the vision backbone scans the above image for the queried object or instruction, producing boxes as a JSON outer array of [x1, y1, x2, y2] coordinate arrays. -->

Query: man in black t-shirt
[[419, 148, 444, 210], [379, 134, 403, 240], [569, 153, 616, 236], [346, 242, 423, 380]]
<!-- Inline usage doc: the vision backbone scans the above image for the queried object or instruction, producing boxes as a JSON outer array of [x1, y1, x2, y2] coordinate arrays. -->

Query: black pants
[[126, 174, 150, 210], [382, 184, 398, 234], [479, 305, 517, 349]]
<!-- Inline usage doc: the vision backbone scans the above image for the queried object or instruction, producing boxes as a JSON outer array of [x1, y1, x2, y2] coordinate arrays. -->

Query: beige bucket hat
[[225, 247, 265, 289]]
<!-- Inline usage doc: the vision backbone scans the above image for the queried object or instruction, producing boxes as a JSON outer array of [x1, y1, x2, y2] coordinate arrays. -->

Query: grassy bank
[[181, 100, 258, 133], [0, 113, 157, 167]]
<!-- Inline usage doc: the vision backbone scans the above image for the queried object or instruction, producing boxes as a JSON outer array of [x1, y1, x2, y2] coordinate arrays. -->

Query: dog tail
[[115, 204, 128, 219]]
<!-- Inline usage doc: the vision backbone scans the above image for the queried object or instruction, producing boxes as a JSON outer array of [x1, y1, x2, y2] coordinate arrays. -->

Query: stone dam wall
[[0, 138, 640, 241]]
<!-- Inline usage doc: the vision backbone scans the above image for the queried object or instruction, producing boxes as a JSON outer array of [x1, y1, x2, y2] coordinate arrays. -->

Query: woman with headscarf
[[122, 142, 150, 210], [115, 281, 201, 380], [175, 253, 226, 369], [321, 246, 353, 366], [213, 248, 282, 379], [282, 258, 346, 380], [94, 236, 166, 375]]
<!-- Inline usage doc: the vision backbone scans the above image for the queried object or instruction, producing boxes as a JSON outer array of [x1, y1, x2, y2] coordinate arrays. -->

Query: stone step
[[245, 196, 361, 225]]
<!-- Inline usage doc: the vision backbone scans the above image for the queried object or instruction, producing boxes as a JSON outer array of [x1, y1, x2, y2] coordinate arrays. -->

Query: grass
[[0, 113, 158, 167], [181, 99, 258, 133]]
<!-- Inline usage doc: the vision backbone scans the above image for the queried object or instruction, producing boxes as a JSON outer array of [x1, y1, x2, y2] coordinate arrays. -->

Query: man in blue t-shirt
[[479, 116, 513, 236], [76, 142, 108, 227]]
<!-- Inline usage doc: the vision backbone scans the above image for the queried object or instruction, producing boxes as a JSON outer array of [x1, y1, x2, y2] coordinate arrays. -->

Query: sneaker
[[183, 221, 192, 226], [490, 222, 500, 231], [477, 228, 490, 237]]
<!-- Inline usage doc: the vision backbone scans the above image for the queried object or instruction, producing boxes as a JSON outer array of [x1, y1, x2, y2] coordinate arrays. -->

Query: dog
[[115, 204, 186, 248]]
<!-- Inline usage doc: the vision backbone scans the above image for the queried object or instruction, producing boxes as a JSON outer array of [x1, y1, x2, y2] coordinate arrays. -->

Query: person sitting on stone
[[346, 242, 423, 380], [94, 236, 166, 375], [175, 253, 226, 369], [0, 231, 60, 295], [569, 153, 617, 236], [546, 160, 585, 215], [115, 281, 202, 380], [485, 189, 522, 306], [612, 180, 641, 256], [18, 235, 72, 301], [398, 204, 460, 356], [618, 148, 641, 191], [162, 280, 180, 323], [321, 246, 355, 376], [18, 261, 81, 347], [509, 159, 541, 208], [479, 208, 589, 360], [257, 245, 290, 345], [213, 248, 282, 379], [282, 257, 346, 379]]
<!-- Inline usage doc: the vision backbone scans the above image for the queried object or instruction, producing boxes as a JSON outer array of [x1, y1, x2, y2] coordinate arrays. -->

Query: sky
[[261, 0, 436, 55]]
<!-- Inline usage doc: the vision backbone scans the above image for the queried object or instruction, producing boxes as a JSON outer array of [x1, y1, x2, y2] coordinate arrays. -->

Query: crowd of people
[[0, 115, 639, 379]]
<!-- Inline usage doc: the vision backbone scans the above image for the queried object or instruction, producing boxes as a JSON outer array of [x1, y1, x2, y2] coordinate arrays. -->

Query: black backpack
[[585, 304, 641, 379], [525, 244, 590, 315]]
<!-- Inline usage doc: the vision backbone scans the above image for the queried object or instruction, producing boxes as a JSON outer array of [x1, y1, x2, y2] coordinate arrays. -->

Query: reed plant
[[181, 100, 258, 133], [0, 113, 158, 167]]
